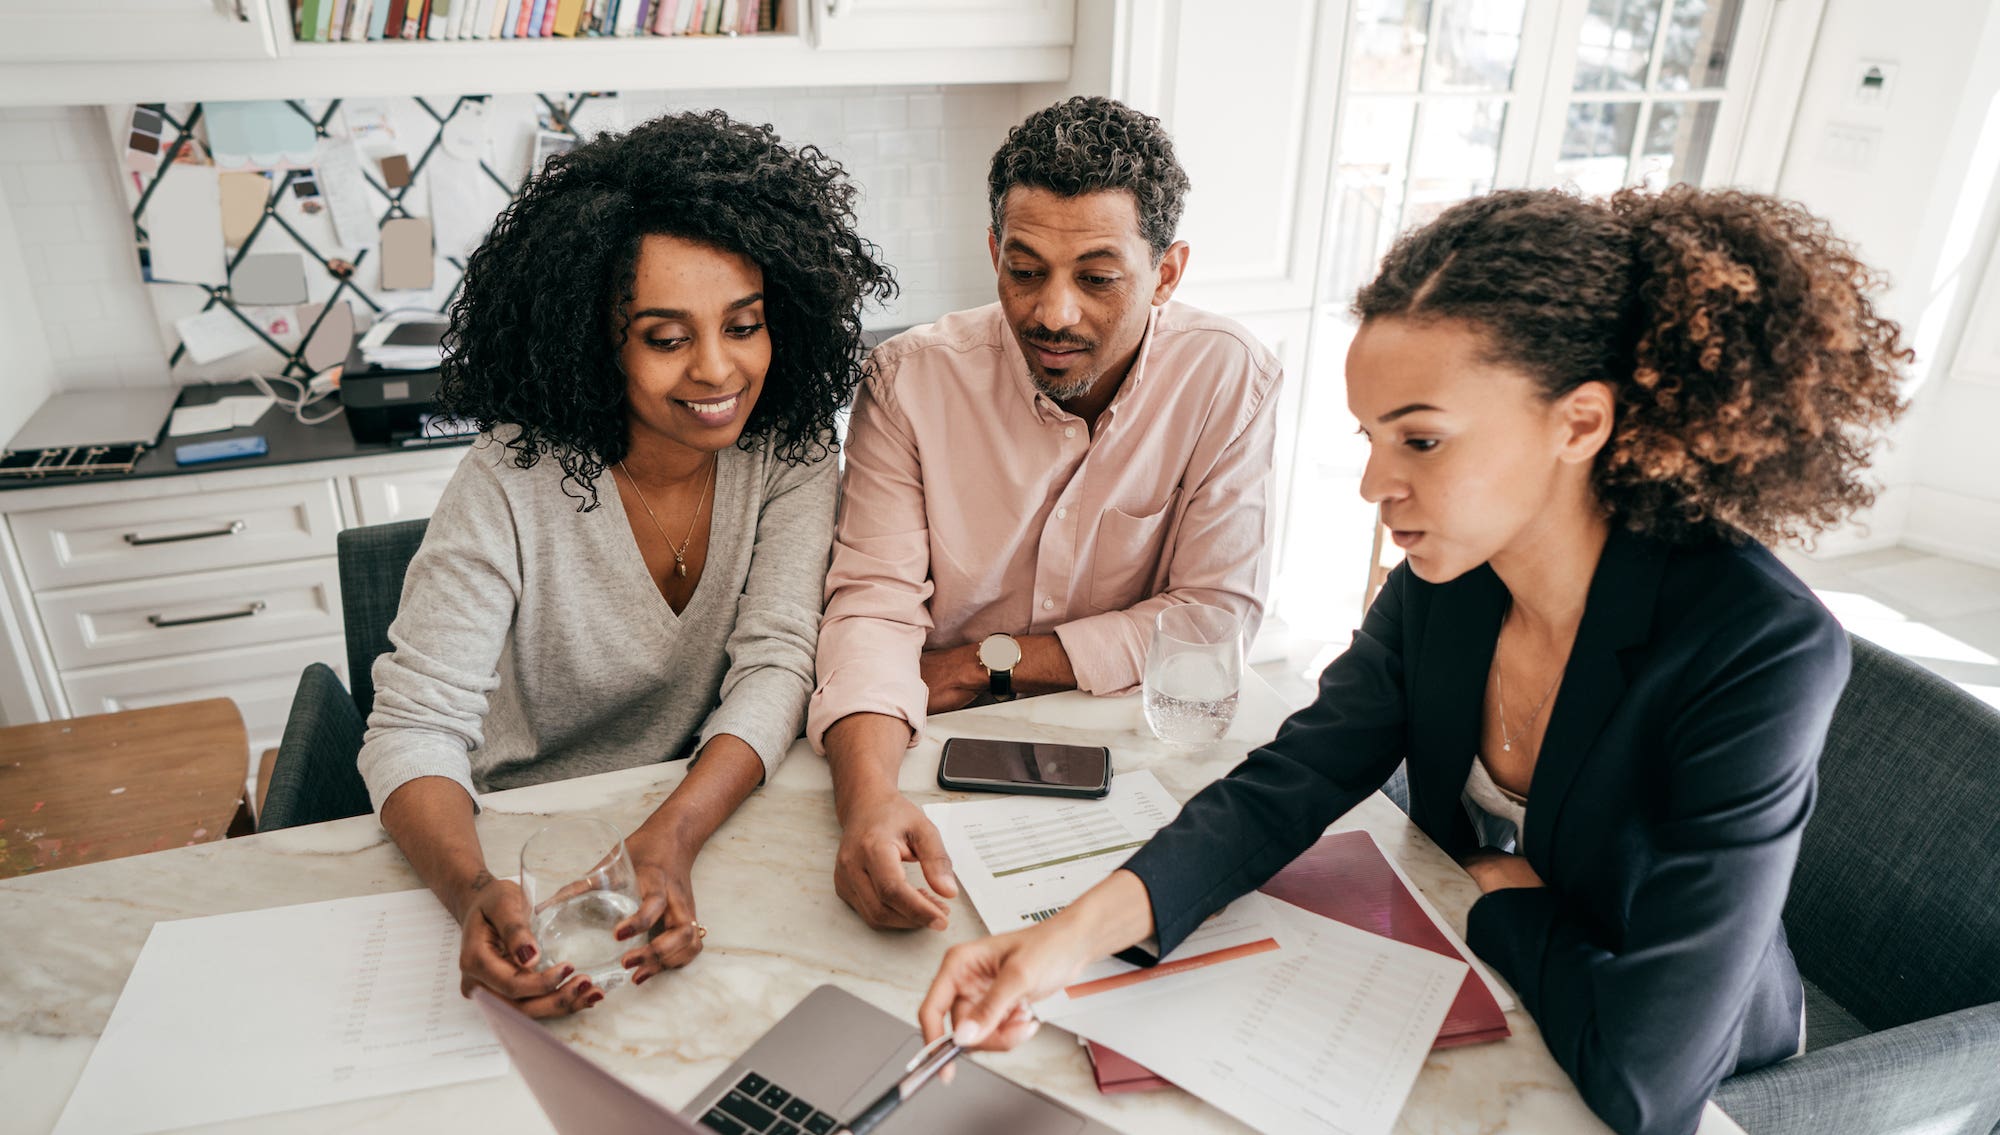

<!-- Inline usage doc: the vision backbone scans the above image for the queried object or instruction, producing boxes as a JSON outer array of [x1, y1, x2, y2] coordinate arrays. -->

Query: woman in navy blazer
[[916, 186, 1912, 1135]]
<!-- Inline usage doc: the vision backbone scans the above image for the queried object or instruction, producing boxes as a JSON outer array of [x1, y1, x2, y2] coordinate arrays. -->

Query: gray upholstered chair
[[1714, 633, 2000, 1134], [258, 518, 430, 831]]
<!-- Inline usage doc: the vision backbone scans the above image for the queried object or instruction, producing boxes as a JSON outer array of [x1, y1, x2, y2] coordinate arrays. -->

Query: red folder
[[1087, 829, 1511, 1093]]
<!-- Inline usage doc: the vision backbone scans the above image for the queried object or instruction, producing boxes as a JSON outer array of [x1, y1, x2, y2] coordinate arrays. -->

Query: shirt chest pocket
[[1088, 491, 1180, 612]]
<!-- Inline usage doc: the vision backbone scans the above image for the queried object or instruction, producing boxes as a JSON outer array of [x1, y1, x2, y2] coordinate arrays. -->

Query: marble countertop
[[0, 674, 1745, 1135]]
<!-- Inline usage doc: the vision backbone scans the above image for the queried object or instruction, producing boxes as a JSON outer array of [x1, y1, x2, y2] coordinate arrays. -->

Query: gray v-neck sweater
[[357, 430, 835, 813]]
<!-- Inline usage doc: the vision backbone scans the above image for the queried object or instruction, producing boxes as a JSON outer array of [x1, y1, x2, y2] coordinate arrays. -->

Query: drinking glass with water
[[1143, 603, 1243, 746], [519, 817, 642, 991]]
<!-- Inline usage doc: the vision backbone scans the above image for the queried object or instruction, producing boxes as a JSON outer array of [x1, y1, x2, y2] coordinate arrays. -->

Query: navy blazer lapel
[[1410, 565, 1507, 852], [1522, 528, 1668, 866]]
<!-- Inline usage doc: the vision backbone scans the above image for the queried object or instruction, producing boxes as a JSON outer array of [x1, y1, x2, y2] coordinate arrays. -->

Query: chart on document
[[54, 888, 507, 1135], [928, 769, 1175, 930]]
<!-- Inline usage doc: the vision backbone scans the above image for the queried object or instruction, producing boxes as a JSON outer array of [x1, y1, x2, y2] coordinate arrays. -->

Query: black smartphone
[[936, 737, 1113, 798]]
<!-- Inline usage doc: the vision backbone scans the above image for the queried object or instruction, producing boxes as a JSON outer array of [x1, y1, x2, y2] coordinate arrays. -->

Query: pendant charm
[[1502, 742, 1512, 752], [675, 560, 687, 579]]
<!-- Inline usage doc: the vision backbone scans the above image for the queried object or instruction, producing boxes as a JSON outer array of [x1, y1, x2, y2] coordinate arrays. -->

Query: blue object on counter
[[174, 434, 269, 466]]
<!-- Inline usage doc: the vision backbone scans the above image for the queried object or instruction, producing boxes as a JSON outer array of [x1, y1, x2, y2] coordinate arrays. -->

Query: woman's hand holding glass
[[617, 832, 707, 985], [455, 871, 603, 1018]]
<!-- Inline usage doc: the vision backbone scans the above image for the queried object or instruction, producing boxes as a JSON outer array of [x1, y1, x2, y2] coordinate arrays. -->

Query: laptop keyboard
[[698, 1071, 841, 1135]]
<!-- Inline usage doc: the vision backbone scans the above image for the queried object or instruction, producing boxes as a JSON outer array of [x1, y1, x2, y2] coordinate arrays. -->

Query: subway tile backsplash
[[0, 83, 1020, 393]]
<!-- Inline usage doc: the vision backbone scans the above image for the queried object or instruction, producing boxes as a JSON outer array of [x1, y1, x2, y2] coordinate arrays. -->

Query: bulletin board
[[116, 93, 621, 382]]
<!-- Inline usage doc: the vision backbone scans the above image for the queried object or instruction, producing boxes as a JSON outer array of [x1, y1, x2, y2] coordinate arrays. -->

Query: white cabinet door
[[811, 0, 1073, 50], [350, 456, 466, 527], [5, 0, 276, 63], [1117, 0, 1345, 316]]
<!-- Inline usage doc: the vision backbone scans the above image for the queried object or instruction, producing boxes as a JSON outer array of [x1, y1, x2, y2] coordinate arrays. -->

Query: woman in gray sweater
[[357, 110, 894, 1018]]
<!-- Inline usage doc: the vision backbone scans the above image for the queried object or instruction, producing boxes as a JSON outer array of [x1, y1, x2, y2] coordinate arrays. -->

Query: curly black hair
[[439, 108, 896, 508], [987, 96, 1190, 260], [1354, 186, 1909, 546]]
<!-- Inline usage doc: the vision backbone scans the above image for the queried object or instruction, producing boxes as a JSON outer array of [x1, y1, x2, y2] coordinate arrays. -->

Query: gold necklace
[[618, 455, 714, 579], [1495, 611, 1563, 754]]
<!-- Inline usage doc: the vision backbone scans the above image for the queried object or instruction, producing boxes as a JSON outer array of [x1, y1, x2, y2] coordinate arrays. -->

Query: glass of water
[[1143, 603, 1243, 746], [518, 817, 642, 991]]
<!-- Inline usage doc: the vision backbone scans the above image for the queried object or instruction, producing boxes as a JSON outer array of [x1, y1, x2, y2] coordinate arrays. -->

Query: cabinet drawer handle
[[123, 520, 246, 547], [147, 601, 266, 629]]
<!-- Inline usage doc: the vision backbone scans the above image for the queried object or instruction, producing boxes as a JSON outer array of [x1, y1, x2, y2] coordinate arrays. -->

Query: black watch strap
[[989, 667, 1014, 699]]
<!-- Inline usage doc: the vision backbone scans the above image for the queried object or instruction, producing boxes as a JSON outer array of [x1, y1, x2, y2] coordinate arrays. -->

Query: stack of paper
[[927, 770, 1476, 1135]]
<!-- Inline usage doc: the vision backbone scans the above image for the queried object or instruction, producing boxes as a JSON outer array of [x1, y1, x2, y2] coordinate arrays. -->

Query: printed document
[[1060, 900, 1468, 1135], [926, 769, 1288, 1016], [54, 888, 506, 1135]]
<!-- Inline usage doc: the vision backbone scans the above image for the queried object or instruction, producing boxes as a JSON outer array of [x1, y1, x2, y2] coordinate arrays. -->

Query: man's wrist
[[956, 643, 990, 695]]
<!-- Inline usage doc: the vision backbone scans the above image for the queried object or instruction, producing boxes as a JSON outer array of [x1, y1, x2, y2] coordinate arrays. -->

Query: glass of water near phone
[[1143, 603, 1243, 746], [518, 818, 641, 990]]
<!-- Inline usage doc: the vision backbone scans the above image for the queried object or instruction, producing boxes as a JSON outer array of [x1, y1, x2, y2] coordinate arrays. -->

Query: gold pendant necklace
[[619, 455, 714, 580]]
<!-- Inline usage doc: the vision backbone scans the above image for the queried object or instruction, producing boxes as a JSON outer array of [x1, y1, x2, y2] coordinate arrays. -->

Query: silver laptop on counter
[[474, 983, 1120, 1135]]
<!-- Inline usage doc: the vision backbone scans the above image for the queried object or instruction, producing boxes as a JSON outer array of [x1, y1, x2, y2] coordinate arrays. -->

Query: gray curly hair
[[987, 96, 1191, 260]]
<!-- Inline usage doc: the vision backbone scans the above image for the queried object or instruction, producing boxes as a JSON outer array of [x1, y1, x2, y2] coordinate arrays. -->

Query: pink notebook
[[1088, 829, 1511, 1093]]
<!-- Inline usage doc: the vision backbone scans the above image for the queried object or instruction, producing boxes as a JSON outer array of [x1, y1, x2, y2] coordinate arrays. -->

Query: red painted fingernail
[[615, 926, 633, 940], [632, 971, 649, 985], [515, 945, 535, 965], [560, 965, 574, 979], [588, 993, 604, 1006]]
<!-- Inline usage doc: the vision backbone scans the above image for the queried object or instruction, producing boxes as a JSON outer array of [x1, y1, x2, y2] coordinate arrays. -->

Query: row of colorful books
[[293, 0, 779, 42]]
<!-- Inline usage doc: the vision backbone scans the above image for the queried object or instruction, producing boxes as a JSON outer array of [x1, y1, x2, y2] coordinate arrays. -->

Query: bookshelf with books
[[0, 0, 1072, 106]]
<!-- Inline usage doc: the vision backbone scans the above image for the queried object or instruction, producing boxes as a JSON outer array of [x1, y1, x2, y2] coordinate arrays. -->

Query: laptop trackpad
[[878, 1059, 1083, 1135]]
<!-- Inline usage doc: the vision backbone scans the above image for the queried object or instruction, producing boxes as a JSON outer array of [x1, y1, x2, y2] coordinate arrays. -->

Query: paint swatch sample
[[218, 171, 269, 249], [378, 216, 434, 290], [378, 152, 413, 189], [300, 299, 357, 371], [204, 100, 319, 170], [231, 252, 309, 305]]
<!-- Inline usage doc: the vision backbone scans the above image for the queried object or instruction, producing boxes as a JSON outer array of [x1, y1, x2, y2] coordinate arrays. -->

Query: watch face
[[979, 634, 1022, 671]]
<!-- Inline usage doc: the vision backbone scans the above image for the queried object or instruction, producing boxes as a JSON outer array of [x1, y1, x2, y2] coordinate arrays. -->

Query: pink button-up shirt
[[807, 301, 1281, 751]]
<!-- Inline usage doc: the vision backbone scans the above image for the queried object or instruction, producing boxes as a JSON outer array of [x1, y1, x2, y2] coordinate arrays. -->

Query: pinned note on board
[[379, 217, 435, 290], [144, 165, 227, 286], [231, 252, 309, 306], [218, 171, 269, 249], [300, 299, 357, 372], [204, 101, 318, 171], [314, 138, 378, 249]]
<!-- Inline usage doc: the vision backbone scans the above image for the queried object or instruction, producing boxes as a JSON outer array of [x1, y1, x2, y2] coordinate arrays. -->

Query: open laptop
[[473, 984, 1122, 1135]]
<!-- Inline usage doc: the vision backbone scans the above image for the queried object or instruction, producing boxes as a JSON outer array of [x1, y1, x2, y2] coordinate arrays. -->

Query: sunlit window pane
[[1656, 0, 1740, 90], [1635, 99, 1719, 187], [1425, 0, 1530, 91], [1555, 100, 1640, 193], [1325, 98, 1418, 304], [1351, 0, 1432, 93], [1573, 0, 1659, 91], [1405, 99, 1507, 228]]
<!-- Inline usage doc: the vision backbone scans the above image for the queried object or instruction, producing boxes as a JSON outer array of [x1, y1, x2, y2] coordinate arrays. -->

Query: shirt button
[[1042, 598, 1055, 610], [1064, 426, 1077, 439], [1056, 507, 1068, 520]]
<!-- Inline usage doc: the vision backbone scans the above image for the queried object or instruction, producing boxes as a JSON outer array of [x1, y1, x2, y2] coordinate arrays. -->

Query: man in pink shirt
[[810, 96, 1283, 931]]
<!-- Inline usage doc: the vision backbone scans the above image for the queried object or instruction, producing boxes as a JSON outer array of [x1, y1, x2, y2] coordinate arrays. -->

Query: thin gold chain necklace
[[618, 455, 714, 579], [1495, 610, 1563, 754]]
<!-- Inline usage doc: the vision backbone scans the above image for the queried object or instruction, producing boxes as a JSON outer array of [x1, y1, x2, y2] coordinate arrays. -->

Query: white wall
[[1774, 0, 2000, 564]]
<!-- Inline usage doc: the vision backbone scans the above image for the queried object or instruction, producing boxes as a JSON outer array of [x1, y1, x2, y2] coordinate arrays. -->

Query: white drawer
[[10, 479, 343, 589], [351, 457, 464, 526], [61, 636, 349, 782], [39, 557, 344, 670]]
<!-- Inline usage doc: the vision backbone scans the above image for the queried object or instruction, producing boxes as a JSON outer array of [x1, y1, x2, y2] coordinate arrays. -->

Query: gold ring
[[694, 923, 708, 939]]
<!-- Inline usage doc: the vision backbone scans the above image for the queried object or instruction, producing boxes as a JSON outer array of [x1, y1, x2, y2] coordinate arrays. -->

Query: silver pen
[[834, 1031, 964, 1135]]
